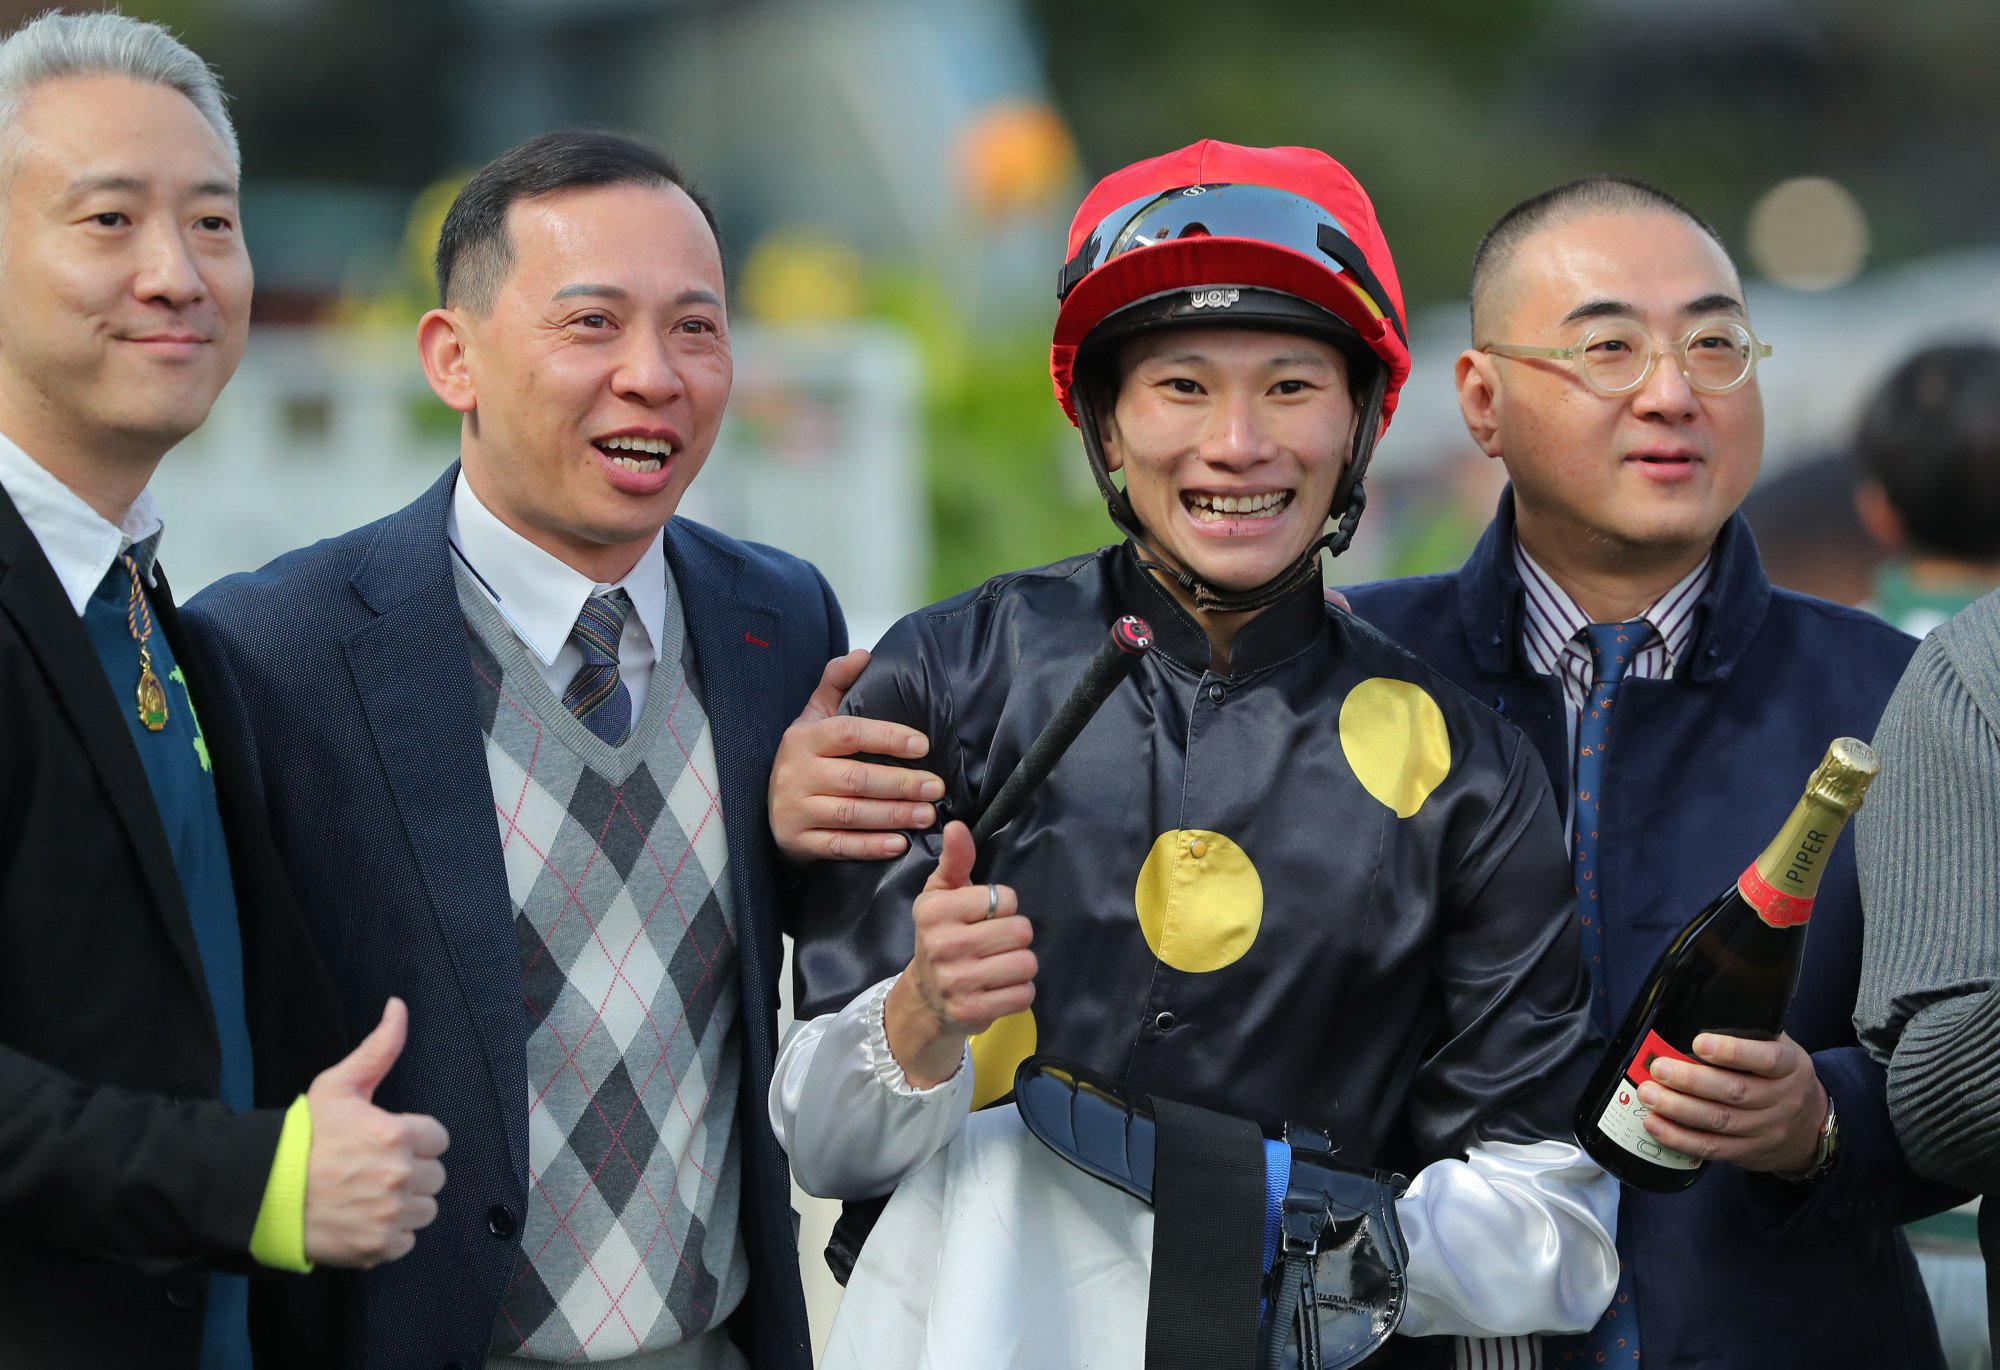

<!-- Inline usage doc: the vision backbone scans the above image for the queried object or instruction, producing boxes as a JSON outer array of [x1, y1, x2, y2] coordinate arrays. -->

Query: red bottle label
[[1593, 1029, 1702, 1169], [1738, 865, 1814, 927], [1626, 1028, 1697, 1087]]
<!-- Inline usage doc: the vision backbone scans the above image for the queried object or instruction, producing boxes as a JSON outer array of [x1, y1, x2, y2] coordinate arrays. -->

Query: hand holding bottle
[[1634, 1030, 1830, 1175], [1577, 739, 1874, 1191]]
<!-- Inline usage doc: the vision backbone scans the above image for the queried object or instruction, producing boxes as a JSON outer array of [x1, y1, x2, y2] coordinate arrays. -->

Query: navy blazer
[[1344, 491, 1954, 1368], [184, 466, 833, 1370]]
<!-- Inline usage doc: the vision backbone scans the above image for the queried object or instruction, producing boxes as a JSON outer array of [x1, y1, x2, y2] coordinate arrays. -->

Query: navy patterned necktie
[[562, 590, 634, 745], [1549, 617, 1648, 1367]]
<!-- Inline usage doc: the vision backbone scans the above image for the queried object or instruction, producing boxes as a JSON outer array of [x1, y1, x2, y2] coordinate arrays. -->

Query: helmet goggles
[[1057, 182, 1405, 350]]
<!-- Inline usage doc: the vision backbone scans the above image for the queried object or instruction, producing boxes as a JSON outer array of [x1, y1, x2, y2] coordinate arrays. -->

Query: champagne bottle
[[1574, 737, 1879, 1192]]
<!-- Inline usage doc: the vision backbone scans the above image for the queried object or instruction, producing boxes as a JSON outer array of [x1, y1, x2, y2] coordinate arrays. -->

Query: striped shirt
[[1516, 537, 1712, 840], [1450, 539, 1712, 1370], [1515, 537, 1711, 760]]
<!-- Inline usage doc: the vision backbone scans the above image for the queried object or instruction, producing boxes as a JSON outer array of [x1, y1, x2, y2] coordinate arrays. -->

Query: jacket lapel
[[1452, 489, 1574, 805], [0, 488, 211, 1006], [342, 469, 529, 1179], [664, 521, 784, 1013]]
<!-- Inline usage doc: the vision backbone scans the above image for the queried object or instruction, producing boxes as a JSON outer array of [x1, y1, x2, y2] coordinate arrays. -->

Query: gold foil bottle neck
[[1806, 737, 1879, 815]]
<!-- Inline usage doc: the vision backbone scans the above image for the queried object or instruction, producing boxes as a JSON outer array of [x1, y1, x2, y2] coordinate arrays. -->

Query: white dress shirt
[[0, 431, 162, 615], [446, 472, 680, 718]]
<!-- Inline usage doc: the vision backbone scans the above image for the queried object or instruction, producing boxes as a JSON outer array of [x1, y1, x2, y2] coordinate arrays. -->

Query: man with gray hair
[[0, 11, 446, 1368]]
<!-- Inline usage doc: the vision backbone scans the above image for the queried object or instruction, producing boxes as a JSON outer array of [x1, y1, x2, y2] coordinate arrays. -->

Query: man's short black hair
[[1468, 176, 1726, 340], [1855, 341, 2000, 562], [434, 129, 720, 314]]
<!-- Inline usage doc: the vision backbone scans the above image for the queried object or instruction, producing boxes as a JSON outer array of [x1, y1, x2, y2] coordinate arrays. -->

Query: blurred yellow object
[[959, 101, 1076, 218], [741, 227, 867, 324], [406, 174, 466, 289], [328, 173, 470, 334]]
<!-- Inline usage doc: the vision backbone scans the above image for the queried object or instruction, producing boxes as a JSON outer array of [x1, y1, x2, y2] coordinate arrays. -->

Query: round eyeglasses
[[1478, 317, 1773, 397]]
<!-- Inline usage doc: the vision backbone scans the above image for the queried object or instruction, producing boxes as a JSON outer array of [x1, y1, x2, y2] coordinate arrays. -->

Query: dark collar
[[1455, 487, 1774, 684], [350, 462, 459, 617], [1108, 541, 1327, 676]]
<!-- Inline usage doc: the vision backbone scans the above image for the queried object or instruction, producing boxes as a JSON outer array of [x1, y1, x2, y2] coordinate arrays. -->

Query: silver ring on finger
[[985, 884, 1000, 919]]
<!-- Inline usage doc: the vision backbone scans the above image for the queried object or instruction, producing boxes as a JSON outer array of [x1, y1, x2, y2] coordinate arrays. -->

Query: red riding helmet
[[1050, 140, 1410, 598]]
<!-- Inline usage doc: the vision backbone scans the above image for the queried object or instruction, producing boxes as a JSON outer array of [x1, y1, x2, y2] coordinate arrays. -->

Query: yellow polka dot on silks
[[969, 1008, 1037, 1109], [1338, 677, 1452, 819], [1133, 829, 1263, 973]]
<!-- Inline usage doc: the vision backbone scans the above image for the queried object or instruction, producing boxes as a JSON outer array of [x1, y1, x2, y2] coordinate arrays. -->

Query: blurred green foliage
[[870, 266, 1108, 599], [921, 335, 1106, 600]]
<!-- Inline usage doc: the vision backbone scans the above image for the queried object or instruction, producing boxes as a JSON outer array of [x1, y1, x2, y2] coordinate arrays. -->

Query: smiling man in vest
[[188, 131, 830, 1369]]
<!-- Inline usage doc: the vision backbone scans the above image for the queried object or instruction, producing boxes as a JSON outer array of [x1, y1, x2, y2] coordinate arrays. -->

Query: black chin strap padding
[[1145, 1097, 1266, 1370], [1074, 385, 1143, 538], [1318, 481, 1367, 562], [1310, 363, 1389, 565], [1188, 553, 1321, 616]]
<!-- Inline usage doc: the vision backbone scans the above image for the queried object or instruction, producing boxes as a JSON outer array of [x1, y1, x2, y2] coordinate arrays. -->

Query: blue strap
[[1261, 1137, 1291, 1274]]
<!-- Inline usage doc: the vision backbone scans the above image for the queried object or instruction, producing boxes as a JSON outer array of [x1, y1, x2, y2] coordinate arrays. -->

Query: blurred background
[[23, 0, 1999, 641], [42, 0, 1997, 1358]]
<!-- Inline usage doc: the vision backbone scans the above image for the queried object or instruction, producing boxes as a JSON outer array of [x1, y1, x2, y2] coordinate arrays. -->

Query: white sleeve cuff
[[1395, 1138, 1619, 1339], [770, 974, 974, 1199]]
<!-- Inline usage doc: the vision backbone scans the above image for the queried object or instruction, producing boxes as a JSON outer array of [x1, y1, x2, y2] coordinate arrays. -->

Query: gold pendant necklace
[[124, 554, 168, 731]]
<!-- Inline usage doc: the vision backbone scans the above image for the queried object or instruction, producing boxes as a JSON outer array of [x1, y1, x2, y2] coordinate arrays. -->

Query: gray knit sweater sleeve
[[1855, 588, 2000, 1192]]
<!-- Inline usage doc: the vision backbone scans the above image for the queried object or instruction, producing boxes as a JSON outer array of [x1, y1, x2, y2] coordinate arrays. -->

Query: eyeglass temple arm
[[1477, 342, 1574, 361]]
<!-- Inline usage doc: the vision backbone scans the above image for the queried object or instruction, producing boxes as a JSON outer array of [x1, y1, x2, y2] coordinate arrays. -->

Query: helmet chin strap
[[1078, 364, 1388, 616]]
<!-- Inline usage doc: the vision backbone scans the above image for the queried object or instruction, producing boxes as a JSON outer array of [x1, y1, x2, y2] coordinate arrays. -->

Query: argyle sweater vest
[[457, 572, 750, 1364]]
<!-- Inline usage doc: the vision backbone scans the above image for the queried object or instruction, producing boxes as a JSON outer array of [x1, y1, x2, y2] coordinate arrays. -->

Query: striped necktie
[[1548, 618, 1648, 1367], [562, 590, 634, 745]]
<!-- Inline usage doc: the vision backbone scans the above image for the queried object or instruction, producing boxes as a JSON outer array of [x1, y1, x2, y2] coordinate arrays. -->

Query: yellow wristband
[[248, 1094, 314, 1272]]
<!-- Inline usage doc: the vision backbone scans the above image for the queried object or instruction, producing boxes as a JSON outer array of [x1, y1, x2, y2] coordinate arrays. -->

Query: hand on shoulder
[[770, 649, 943, 862]]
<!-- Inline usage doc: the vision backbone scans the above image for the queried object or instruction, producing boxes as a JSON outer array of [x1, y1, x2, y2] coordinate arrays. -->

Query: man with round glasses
[[1337, 176, 1953, 1368], [1480, 315, 1771, 398]]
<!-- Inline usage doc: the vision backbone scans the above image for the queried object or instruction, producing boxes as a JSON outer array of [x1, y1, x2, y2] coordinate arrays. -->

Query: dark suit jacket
[[0, 486, 354, 1369], [1345, 492, 1955, 1369], [185, 466, 831, 1370]]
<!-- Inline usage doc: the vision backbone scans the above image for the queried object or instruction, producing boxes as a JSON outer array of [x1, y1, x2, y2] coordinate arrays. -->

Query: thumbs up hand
[[302, 997, 451, 1267], [883, 822, 1037, 1089]]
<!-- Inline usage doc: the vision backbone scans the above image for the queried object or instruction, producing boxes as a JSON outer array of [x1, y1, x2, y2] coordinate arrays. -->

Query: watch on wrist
[[1782, 1093, 1839, 1183]]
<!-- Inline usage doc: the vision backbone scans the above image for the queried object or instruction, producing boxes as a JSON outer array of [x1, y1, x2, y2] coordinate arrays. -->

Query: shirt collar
[[446, 470, 673, 670], [1513, 534, 1712, 677], [0, 429, 163, 615]]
